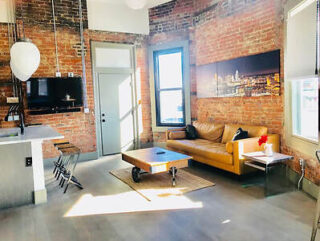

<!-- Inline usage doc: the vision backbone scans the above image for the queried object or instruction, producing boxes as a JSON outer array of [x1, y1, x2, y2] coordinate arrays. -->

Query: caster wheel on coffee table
[[132, 167, 141, 183], [170, 167, 177, 187]]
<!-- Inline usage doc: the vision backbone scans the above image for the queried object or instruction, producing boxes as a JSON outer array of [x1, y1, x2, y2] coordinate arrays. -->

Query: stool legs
[[64, 151, 81, 193]]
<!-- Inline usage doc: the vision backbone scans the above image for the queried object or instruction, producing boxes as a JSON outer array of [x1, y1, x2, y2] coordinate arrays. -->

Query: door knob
[[102, 113, 105, 117], [102, 119, 106, 122]]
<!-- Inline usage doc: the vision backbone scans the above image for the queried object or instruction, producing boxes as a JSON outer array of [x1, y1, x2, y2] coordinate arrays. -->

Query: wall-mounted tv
[[27, 77, 83, 110]]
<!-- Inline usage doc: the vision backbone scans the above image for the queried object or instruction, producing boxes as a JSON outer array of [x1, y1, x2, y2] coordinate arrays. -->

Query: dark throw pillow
[[232, 128, 249, 141], [186, 125, 197, 140]]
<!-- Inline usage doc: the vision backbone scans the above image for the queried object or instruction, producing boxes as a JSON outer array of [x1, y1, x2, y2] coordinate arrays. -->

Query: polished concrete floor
[[0, 155, 318, 241]]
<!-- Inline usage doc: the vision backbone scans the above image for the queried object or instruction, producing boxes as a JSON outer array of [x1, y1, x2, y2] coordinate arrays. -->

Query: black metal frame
[[153, 47, 186, 127]]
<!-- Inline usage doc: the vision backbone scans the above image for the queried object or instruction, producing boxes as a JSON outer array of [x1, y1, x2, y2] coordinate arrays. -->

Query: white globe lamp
[[10, 39, 40, 81]]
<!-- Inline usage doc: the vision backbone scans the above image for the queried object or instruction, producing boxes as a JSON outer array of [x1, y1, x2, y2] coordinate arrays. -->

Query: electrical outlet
[[26, 157, 32, 167], [84, 108, 90, 113], [68, 72, 74, 77], [13, 115, 20, 121], [7, 97, 19, 103], [55, 72, 61, 77]]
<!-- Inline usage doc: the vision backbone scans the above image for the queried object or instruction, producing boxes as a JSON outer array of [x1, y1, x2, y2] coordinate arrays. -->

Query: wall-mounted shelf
[[28, 107, 81, 115], [0, 103, 19, 107]]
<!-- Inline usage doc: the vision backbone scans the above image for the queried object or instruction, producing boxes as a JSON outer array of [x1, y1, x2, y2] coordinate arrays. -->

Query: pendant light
[[10, 38, 40, 81], [10, 1, 40, 82], [125, 0, 147, 9]]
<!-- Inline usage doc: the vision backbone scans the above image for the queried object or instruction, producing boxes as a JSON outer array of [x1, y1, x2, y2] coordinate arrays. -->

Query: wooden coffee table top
[[122, 147, 192, 174]]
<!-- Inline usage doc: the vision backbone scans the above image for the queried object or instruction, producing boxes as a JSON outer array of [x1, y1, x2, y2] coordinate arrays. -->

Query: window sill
[[285, 134, 319, 157], [152, 126, 185, 132], [292, 134, 319, 145]]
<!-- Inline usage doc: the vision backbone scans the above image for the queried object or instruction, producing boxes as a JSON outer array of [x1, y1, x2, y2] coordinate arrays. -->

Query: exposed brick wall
[[149, 0, 320, 184], [0, 0, 152, 159], [149, 0, 194, 35], [195, 0, 284, 133], [16, 0, 88, 30]]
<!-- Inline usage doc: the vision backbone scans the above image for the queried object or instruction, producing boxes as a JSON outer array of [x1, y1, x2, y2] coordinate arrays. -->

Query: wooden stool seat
[[57, 144, 76, 150], [53, 139, 70, 147]]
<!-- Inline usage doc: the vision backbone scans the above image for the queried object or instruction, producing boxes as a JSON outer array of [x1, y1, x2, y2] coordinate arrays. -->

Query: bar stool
[[52, 140, 83, 193], [52, 139, 70, 175], [54, 143, 76, 179], [58, 147, 83, 193]]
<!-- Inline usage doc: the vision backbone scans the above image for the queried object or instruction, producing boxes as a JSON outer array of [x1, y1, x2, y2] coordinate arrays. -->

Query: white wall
[[87, 0, 150, 35]]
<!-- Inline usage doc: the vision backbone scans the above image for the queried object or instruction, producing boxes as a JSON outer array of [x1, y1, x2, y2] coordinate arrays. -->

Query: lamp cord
[[19, 0, 24, 39], [51, 0, 60, 73]]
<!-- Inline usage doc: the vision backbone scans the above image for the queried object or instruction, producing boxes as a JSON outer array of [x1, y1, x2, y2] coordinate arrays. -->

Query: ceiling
[[88, 0, 173, 9]]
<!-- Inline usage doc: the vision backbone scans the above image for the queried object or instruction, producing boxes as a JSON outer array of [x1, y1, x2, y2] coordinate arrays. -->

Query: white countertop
[[0, 125, 64, 145]]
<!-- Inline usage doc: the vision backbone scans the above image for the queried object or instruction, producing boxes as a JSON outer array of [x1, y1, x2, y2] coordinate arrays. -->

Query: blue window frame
[[153, 47, 185, 127]]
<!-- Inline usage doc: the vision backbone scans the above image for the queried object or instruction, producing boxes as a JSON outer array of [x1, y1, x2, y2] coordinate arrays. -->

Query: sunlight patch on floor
[[64, 191, 203, 217]]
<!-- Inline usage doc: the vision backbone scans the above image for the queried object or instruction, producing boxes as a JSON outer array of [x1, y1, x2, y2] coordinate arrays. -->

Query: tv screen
[[27, 77, 83, 109]]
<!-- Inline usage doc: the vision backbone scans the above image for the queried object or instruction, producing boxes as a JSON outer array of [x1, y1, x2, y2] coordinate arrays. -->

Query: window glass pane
[[159, 90, 184, 124], [292, 77, 318, 141], [158, 51, 183, 89], [287, 0, 317, 78]]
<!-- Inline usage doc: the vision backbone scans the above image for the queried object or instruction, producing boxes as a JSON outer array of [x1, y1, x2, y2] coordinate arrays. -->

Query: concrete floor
[[0, 155, 318, 241]]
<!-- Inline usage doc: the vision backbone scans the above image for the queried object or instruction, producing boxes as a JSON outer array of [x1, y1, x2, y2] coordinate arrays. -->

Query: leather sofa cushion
[[167, 139, 233, 165], [226, 142, 233, 154], [193, 121, 225, 143], [221, 124, 267, 144], [168, 131, 186, 140]]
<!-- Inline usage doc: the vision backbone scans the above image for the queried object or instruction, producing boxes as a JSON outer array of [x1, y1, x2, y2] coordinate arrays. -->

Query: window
[[291, 76, 318, 142], [285, 0, 319, 154], [153, 48, 185, 126]]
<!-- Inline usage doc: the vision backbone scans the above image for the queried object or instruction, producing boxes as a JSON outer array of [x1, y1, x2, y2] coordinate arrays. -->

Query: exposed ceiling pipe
[[51, 0, 60, 76], [78, 0, 88, 111]]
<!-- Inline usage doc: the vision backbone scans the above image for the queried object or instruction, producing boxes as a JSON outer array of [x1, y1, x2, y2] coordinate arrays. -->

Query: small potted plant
[[258, 135, 273, 156]]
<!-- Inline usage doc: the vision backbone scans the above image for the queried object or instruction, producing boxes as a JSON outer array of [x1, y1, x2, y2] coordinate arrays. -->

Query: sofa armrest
[[166, 127, 187, 140], [230, 134, 280, 174]]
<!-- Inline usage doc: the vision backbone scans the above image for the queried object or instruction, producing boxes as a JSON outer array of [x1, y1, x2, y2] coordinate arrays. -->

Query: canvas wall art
[[196, 50, 281, 98]]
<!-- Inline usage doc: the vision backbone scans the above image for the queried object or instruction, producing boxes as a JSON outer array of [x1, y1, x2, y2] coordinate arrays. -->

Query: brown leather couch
[[166, 121, 280, 175]]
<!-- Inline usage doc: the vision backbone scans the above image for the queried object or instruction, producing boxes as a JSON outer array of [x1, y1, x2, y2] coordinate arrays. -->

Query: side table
[[242, 152, 294, 196]]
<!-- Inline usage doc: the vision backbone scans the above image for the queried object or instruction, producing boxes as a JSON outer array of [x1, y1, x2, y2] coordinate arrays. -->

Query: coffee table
[[121, 147, 192, 186]]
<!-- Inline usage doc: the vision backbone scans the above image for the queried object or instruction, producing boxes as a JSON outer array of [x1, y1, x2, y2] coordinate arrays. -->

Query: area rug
[[110, 168, 215, 201]]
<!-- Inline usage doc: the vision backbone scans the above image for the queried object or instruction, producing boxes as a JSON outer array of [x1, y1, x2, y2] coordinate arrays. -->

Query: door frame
[[91, 41, 140, 157]]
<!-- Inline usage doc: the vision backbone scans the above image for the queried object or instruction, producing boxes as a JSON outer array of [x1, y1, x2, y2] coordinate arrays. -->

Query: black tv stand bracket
[[29, 107, 81, 115]]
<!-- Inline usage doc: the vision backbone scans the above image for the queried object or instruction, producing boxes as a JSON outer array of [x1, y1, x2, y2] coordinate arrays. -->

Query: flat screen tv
[[27, 77, 83, 109]]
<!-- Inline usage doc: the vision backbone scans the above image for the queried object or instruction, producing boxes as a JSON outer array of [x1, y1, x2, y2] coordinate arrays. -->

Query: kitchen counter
[[0, 125, 63, 209], [0, 125, 63, 145]]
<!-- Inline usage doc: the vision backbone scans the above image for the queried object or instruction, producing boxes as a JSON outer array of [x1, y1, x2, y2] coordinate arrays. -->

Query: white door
[[92, 43, 137, 156]]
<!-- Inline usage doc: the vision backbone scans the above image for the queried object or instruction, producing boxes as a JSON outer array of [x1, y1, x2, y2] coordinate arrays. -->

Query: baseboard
[[140, 142, 166, 149], [33, 189, 47, 205], [44, 151, 98, 168], [140, 142, 154, 148], [287, 168, 319, 199], [153, 142, 166, 148]]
